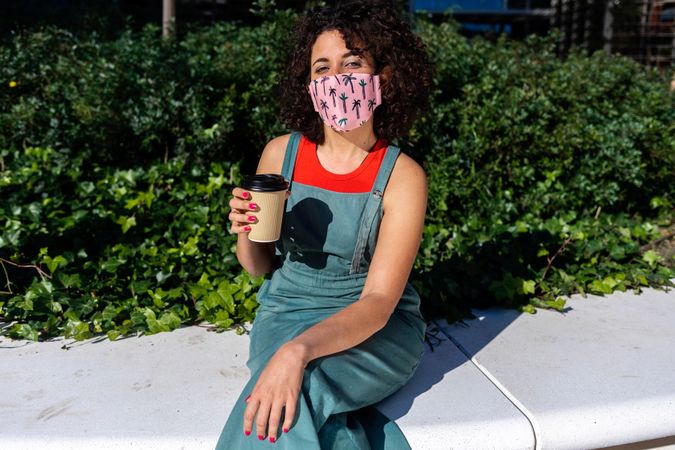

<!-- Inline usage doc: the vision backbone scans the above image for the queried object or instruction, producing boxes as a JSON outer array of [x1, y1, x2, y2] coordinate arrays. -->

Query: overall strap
[[280, 131, 302, 186], [349, 144, 401, 274], [371, 144, 401, 196]]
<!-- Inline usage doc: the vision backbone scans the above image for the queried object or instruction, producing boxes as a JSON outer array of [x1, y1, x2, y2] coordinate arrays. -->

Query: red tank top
[[292, 135, 388, 193]]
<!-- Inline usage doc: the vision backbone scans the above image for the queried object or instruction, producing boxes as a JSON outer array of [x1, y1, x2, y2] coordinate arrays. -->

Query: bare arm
[[229, 134, 291, 277]]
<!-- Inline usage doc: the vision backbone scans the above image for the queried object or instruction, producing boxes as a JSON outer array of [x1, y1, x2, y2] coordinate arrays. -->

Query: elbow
[[367, 297, 398, 332], [356, 297, 391, 334], [376, 310, 394, 332], [246, 267, 268, 278], [239, 258, 270, 278], [235, 251, 268, 278]]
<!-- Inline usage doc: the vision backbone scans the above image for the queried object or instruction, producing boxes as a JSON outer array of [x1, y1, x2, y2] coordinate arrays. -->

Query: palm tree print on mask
[[328, 87, 337, 107], [359, 79, 368, 99], [342, 73, 357, 94], [352, 99, 362, 120], [308, 73, 381, 131], [320, 100, 329, 119], [339, 92, 349, 114]]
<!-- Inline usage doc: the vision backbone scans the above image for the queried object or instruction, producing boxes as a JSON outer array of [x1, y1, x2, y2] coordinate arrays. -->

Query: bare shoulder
[[256, 133, 292, 174], [384, 152, 427, 205]]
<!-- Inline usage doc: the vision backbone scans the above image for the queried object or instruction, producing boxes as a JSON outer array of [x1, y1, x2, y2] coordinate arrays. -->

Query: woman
[[216, 1, 433, 448]]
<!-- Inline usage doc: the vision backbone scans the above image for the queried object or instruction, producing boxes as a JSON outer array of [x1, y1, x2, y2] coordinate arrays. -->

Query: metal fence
[[412, 0, 674, 69], [550, 0, 675, 69]]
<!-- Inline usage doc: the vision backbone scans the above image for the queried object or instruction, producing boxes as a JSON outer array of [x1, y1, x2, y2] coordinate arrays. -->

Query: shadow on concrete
[[372, 305, 530, 422]]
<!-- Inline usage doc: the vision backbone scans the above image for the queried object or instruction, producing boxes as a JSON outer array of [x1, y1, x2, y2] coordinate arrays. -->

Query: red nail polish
[[244, 430, 251, 436], [242, 192, 250, 199], [258, 435, 265, 440], [283, 428, 289, 433], [244, 226, 251, 232], [270, 436, 276, 443], [244, 395, 250, 403], [249, 203, 258, 210], [248, 215, 256, 222]]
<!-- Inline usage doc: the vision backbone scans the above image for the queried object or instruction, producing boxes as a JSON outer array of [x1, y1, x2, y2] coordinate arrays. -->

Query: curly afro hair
[[278, 0, 433, 145]]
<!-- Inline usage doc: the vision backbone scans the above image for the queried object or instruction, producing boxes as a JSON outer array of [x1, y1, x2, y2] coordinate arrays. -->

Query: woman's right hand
[[228, 187, 258, 235]]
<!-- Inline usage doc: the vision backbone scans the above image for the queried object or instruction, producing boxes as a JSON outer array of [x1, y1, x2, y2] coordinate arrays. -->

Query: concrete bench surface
[[1, 282, 674, 450]]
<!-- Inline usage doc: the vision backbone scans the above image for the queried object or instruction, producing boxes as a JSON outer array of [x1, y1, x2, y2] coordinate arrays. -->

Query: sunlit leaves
[[0, 144, 257, 341]]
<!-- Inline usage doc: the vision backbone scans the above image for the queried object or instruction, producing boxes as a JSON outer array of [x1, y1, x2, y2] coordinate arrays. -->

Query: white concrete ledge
[[438, 284, 675, 450], [1, 283, 674, 449], [0, 325, 249, 450]]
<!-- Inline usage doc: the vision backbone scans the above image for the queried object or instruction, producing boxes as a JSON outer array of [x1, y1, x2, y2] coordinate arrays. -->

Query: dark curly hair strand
[[278, 0, 433, 145]]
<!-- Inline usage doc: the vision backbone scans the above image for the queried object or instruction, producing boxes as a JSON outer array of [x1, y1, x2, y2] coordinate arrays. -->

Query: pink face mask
[[308, 72, 382, 132]]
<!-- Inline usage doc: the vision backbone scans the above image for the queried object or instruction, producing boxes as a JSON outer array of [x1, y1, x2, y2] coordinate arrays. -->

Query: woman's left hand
[[243, 342, 307, 442]]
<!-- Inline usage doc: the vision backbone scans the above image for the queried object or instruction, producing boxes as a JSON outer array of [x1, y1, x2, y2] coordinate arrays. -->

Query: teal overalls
[[216, 131, 426, 449]]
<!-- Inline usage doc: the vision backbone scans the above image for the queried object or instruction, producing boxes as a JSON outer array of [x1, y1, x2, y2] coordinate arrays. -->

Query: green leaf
[[212, 310, 234, 328], [243, 297, 258, 312], [157, 311, 182, 330], [107, 330, 121, 341], [545, 297, 566, 311], [102, 304, 121, 322], [101, 258, 124, 273], [148, 289, 166, 308], [143, 307, 181, 334], [204, 291, 224, 310], [10, 323, 39, 341], [609, 244, 626, 261], [64, 319, 92, 341], [589, 277, 615, 295], [642, 250, 662, 268], [155, 270, 171, 284], [521, 279, 536, 295], [520, 304, 537, 314], [42, 255, 68, 273], [57, 272, 81, 289], [116, 215, 137, 233], [197, 272, 212, 288], [143, 308, 162, 334]]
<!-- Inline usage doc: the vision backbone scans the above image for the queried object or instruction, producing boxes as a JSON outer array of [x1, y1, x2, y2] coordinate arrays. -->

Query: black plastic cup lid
[[240, 174, 289, 192]]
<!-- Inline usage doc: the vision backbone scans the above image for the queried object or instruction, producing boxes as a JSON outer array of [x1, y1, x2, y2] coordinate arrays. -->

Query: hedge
[[0, 10, 673, 340]]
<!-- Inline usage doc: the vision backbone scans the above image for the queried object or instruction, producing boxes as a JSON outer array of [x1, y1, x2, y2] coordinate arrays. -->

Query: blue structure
[[413, 0, 506, 12], [411, 0, 553, 36]]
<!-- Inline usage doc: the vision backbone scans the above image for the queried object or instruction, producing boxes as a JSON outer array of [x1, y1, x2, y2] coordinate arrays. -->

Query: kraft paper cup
[[240, 174, 288, 243]]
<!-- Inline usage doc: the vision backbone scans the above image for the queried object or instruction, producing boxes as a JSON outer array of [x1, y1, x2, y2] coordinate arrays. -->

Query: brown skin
[[228, 30, 427, 442]]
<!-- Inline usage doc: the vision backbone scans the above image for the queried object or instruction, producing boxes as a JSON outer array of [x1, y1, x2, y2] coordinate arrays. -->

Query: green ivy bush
[[0, 15, 294, 170], [0, 146, 261, 340], [409, 19, 674, 320], [0, 12, 673, 340]]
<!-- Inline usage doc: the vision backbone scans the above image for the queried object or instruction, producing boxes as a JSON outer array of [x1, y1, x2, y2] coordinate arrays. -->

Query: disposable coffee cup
[[240, 174, 289, 243]]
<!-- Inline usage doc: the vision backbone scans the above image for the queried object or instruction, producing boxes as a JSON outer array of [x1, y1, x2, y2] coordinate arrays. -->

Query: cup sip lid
[[241, 174, 289, 192]]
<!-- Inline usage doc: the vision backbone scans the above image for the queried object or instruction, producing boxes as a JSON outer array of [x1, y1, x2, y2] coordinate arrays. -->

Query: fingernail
[[244, 226, 251, 231], [270, 436, 276, 443], [244, 430, 251, 436], [248, 215, 256, 222], [242, 192, 250, 199], [258, 435, 265, 440], [283, 428, 289, 433], [249, 203, 258, 210], [244, 395, 250, 403]]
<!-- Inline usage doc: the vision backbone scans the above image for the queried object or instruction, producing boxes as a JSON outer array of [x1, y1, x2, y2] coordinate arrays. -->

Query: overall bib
[[215, 131, 426, 449]]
